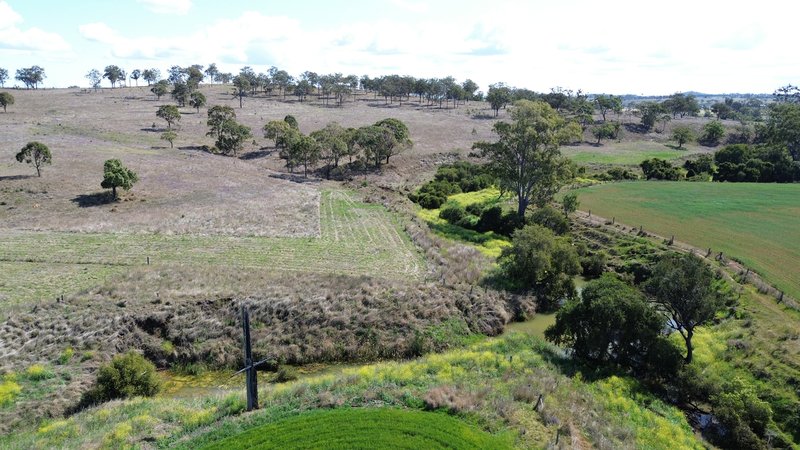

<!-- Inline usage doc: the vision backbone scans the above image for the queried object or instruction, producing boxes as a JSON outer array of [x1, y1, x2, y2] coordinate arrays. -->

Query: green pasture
[[562, 141, 706, 165], [574, 181, 800, 299]]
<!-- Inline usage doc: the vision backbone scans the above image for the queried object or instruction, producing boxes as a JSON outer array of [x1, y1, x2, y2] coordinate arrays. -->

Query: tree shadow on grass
[[624, 123, 650, 134], [664, 144, 686, 151], [71, 192, 115, 207], [239, 148, 274, 160], [0, 174, 34, 181]]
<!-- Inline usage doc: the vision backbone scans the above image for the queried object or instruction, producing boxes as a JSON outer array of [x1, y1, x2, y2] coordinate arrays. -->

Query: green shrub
[[88, 352, 160, 404], [476, 206, 520, 236], [57, 347, 74, 365], [455, 214, 480, 229], [581, 252, 606, 279], [26, 364, 54, 381], [530, 206, 570, 235], [439, 201, 466, 224], [272, 365, 299, 383], [640, 158, 682, 180]]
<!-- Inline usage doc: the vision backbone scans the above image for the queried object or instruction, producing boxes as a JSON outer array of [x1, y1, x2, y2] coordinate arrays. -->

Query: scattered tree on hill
[[374, 118, 412, 164], [15, 141, 51, 176], [204, 63, 219, 84], [355, 125, 393, 168], [207, 105, 236, 139], [263, 119, 293, 148], [498, 223, 581, 310], [151, 80, 169, 100], [171, 81, 191, 106], [130, 69, 141, 86], [15, 66, 46, 89], [772, 84, 800, 104], [640, 158, 681, 180], [85, 69, 101, 91], [215, 119, 252, 156], [310, 122, 348, 178], [232, 75, 250, 108], [473, 100, 581, 221], [167, 65, 186, 84], [185, 66, 204, 89], [594, 94, 622, 122], [671, 126, 695, 149], [189, 91, 206, 112], [156, 104, 180, 129], [0, 68, 7, 87], [0, 92, 14, 112], [638, 101, 664, 131], [545, 274, 682, 373], [288, 134, 321, 177], [664, 93, 700, 118], [700, 120, 725, 146], [592, 123, 617, 144], [103, 65, 124, 88], [101, 159, 138, 199], [486, 83, 512, 117], [161, 130, 177, 148], [645, 253, 722, 364], [142, 68, 160, 86]]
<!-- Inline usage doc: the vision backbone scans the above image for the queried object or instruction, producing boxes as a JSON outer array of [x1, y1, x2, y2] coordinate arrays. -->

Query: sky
[[0, 0, 796, 95]]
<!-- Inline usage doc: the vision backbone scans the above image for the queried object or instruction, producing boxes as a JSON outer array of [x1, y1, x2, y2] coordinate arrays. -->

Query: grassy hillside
[[574, 181, 800, 299], [0, 334, 701, 449]]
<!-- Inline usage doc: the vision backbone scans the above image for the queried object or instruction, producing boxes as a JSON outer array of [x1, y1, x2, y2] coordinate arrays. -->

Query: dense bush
[[683, 154, 715, 179], [410, 162, 494, 209], [475, 206, 520, 236], [596, 167, 639, 181], [498, 224, 580, 310], [438, 201, 466, 223], [581, 251, 606, 278], [529, 206, 569, 235], [714, 143, 799, 182], [640, 158, 682, 180], [84, 352, 161, 405], [699, 120, 725, 146]]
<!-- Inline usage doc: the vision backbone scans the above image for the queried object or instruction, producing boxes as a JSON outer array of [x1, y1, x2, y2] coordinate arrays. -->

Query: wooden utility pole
[[241, 305, 258, 411]]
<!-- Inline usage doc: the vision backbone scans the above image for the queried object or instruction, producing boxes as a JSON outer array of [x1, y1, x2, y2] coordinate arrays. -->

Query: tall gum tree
[[473, 100, 581, 221]]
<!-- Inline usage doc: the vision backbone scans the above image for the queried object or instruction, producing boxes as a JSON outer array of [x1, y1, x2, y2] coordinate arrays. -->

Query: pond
[[502, 276, 588, 339]]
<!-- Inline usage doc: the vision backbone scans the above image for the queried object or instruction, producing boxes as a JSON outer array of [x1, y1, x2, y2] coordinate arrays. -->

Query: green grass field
[[0, 190, 423, 310], [562, 141, 706, 165], [199, 408, 514, 450], [574, 181, 800, 299]]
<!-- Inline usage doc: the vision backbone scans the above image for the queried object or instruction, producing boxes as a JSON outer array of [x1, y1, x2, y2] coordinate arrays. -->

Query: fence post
[[241, 305, 258, 411]]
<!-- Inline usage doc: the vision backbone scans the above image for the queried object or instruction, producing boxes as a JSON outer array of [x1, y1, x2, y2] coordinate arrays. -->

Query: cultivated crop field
[[0, 189, 423, 312], [574, 181, 800, 299]]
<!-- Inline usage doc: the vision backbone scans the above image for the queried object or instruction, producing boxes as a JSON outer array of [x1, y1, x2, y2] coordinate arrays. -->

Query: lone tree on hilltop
[[645, 253, 722, 364], [103, 65, 124, 88], [156, 104, 180, 129], [86, 69, 101, 92], [473, 100, 581, 221], [232, 75, 250, 108], [15, 141, 52, 176], [486, 83, 512, 117], [0, 68, 8, 87], [142, 68, 160, 86], [130, 69, 141, 87], [0, 92, 14, 112], [101, 159, 138, 199]]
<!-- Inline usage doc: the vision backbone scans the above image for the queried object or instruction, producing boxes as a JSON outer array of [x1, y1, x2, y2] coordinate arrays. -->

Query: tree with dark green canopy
[[546, 274, 681, 373], [645, 253, 722, 363], [207, 105, 236, 139], [189, 91, 206, 112], [101, 159, 138, 199], [15, 141, 52, 177]]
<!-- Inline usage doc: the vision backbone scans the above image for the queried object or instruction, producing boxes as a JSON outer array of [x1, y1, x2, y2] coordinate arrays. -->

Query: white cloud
[[0, 1, 70, 52], [137, 0, 192, 15]]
